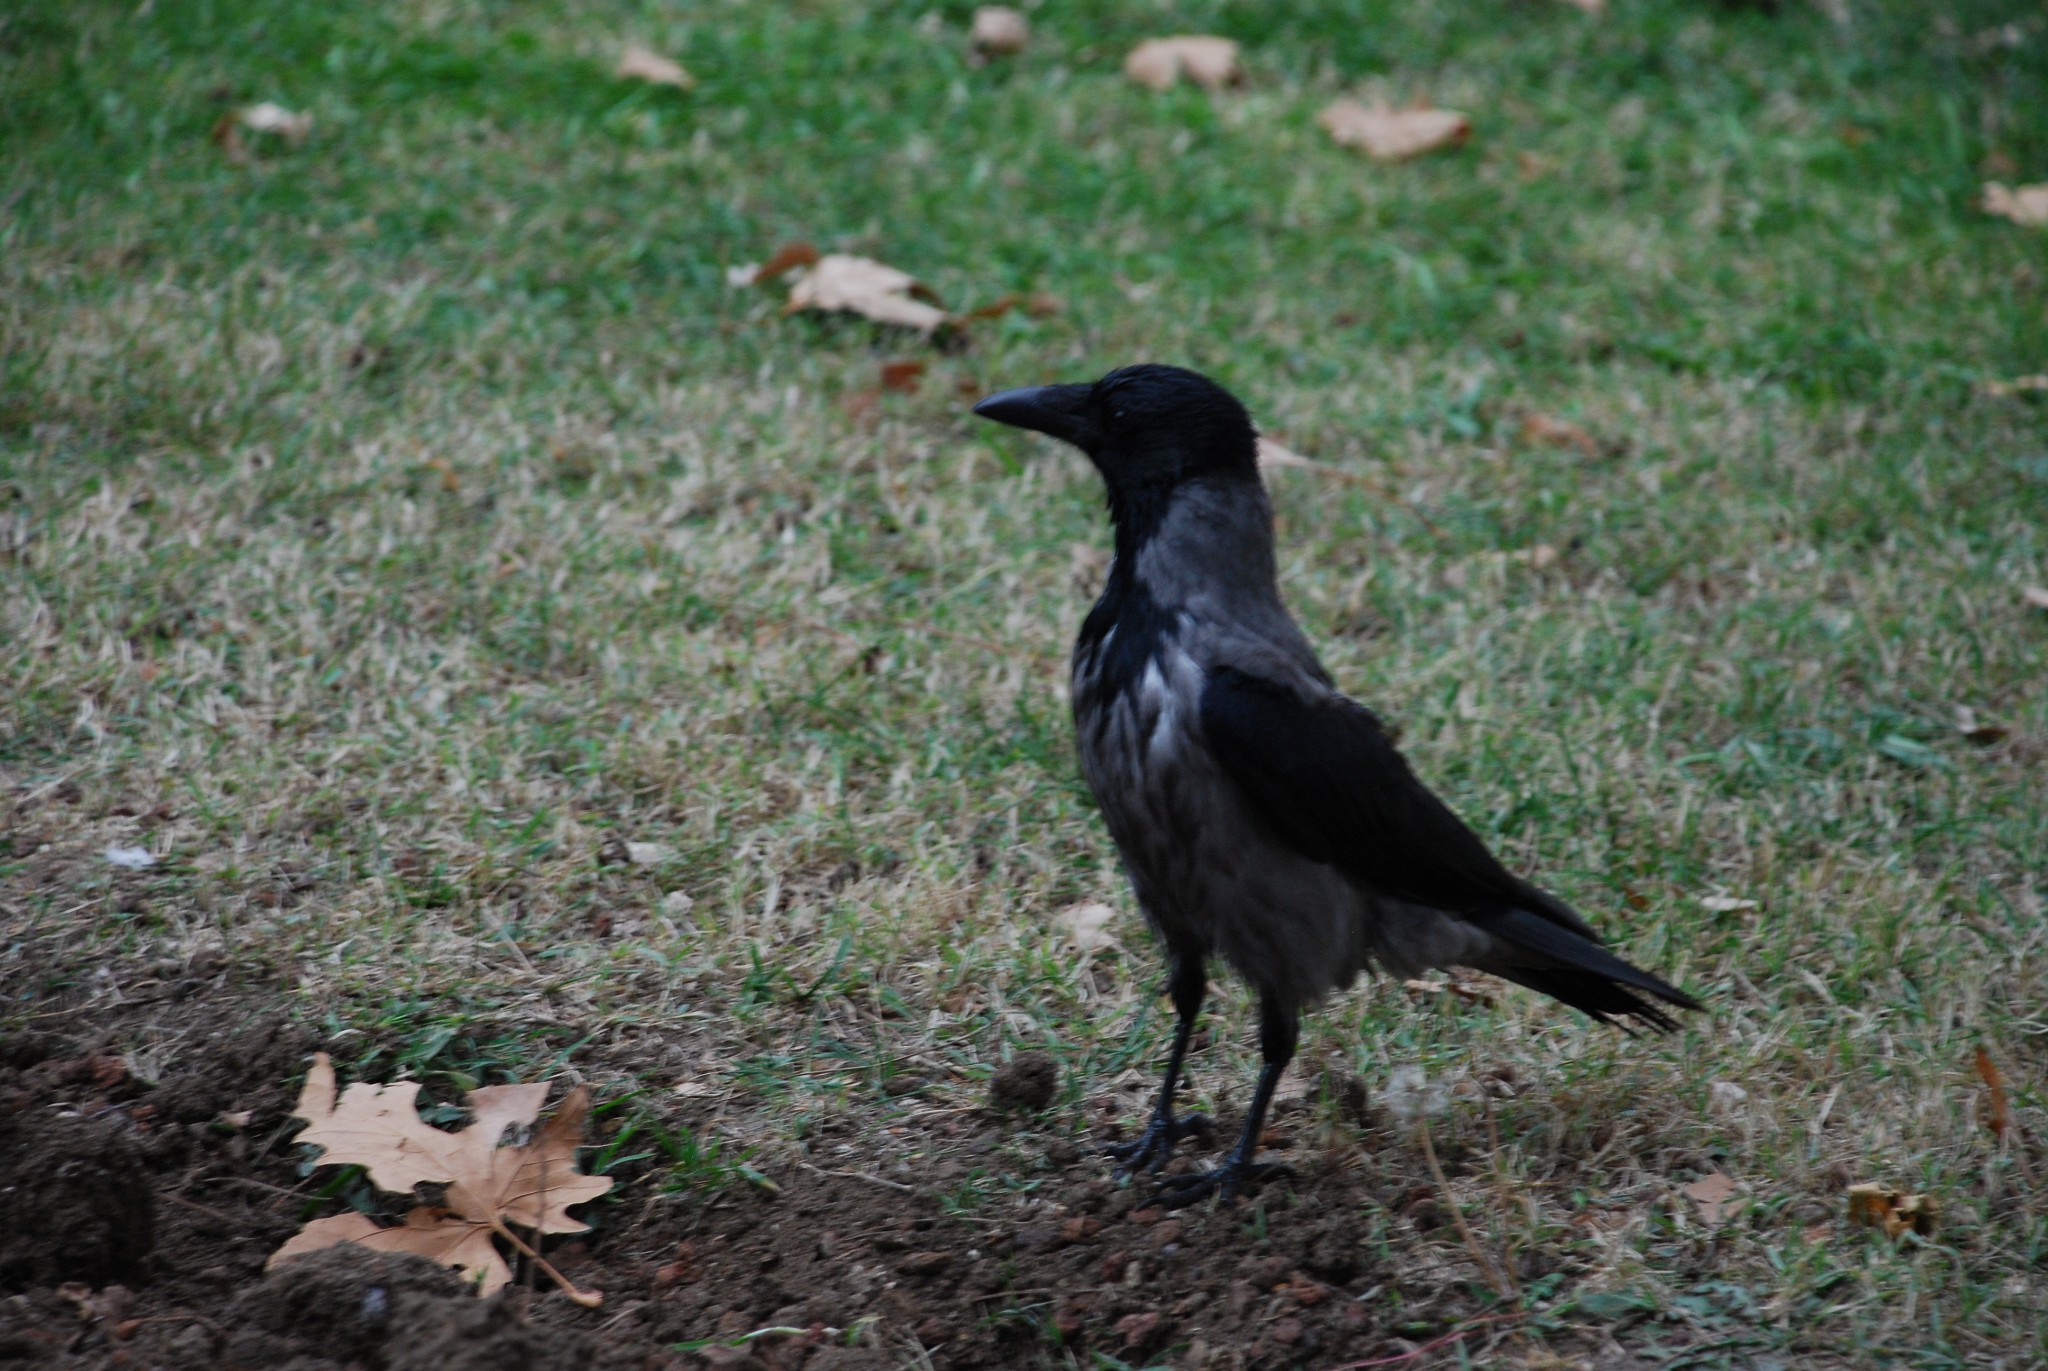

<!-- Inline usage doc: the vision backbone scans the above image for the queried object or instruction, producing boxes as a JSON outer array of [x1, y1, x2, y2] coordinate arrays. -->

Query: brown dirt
[[0, 987, 1616, 1370]]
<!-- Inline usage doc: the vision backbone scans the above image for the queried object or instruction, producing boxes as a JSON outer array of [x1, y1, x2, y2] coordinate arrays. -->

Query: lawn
[[3, 0, 2046, 1366]]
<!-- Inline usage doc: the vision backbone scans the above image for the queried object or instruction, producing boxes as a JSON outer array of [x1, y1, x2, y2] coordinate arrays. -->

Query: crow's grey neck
[[1129, 477, 1282, 620]]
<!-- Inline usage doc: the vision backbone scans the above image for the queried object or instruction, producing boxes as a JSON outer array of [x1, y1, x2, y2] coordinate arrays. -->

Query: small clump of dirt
[[0, 1108, 157, 1288], [229, 1244, 472, 1369], [385, 1288, 601, 1371], [988, 1051, 1058, 1113]]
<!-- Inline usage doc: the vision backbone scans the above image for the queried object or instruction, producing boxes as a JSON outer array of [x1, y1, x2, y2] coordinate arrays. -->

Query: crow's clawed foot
[[1104, 1113, 1213, 1178], [1150, 1158, 1294, 1209]]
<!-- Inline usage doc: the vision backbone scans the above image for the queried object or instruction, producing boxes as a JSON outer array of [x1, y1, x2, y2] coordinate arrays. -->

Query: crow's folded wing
[[1198, 666, 1601, 942]]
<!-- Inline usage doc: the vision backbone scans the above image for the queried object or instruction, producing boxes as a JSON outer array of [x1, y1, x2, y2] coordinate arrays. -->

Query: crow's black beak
[[971, 382, 1094, 448]]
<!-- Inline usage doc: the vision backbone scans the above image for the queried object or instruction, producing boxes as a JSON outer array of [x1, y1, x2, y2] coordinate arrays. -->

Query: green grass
[[4, 0, 2048, 1362]]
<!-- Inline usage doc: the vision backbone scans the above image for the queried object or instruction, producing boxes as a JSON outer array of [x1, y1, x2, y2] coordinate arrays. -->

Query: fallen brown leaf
[[212, 102, 312, 161], [1519, 411, 1600, 457], [2025, 586, 2048, 612], [1975, 1045, 2011, 1141], [1977, 374, 2048, 398], [1318, 101, 1471, 161], [785, 255, 951, 332], [1123, 36, 1242, 92], [239, 102, 313, 141], [970, 6, 1029, 58], [616, 45, 694, 89], [1256, 437, 1316, 471], [1983, 182, 2048, 227], [1558, 0, 1606, 12], [1955, 705, 2009, 745], [728, 241, 822, 288], [1847, 1182, 1937, 1239], [967, 290, 1063, 320], [1255, 437, 1374, 484], [268, 1053, 612, 1303], [1054, 900, 1117, 953], [879, 359, 927, 393], [1680, 1172, 1738, 1225]]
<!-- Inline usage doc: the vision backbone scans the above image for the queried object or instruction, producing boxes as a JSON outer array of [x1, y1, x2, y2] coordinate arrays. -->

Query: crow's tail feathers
[[1483, 907, 1701, 1033]]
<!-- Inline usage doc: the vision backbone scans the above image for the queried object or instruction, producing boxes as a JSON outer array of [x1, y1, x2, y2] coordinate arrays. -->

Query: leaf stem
[[489, 1217, 603, 1308]]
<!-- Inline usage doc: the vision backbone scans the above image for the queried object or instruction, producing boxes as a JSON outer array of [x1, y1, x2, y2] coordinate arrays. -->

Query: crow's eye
[[1113, 407, 1128, 422]]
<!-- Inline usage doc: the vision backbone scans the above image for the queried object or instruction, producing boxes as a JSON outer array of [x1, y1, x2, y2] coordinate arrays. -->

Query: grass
[[4, 0, 2048, 1362]]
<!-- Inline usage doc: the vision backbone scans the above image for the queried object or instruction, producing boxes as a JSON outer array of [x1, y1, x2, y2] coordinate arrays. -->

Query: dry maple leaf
[[616, 44, 694, 89], [1983, 182, 2048, 227], [1680, 1172, 1738, 1225], [1318, 101, 1471, 162], [269, 1054, 612, 1304], [1124, 36, 1243, 92], [971, 6, 1029, 58], [785, 254, 951, 332]]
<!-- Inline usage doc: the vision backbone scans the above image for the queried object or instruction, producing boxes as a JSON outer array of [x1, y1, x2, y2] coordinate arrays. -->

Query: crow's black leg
[[1105, 955, 1213, 1177], [1151, 997, 1298, 1208]]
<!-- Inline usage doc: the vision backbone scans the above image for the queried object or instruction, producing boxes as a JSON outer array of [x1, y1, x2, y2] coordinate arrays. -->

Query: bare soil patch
[[0, 974, 1611, 1370]]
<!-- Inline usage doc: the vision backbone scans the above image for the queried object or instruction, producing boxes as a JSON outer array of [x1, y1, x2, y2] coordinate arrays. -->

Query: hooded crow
[[973, 364, 1700, 1207]]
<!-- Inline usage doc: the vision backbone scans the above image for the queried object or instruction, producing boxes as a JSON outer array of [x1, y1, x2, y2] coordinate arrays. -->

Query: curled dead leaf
[[1983, 182, 2048, 228], [616, 45, 694, 89], [2023, 586, 2048, 612], [728, 240, 822, 289], [970, 6, 1029, 58], [1847, 1182, 1936, 1239], [1124, 36, 1242, 92], [1318, 101, 1470, 161], [1520, 411, 1600, 458], [1559, 0, 1606, 12], [1700, 894, 1759, 914], [786, 255, 951, 332]]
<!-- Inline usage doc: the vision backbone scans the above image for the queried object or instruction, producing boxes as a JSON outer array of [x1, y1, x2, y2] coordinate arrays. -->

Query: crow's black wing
[[1200, 666, 1700, 1026], [1198, 666, 1599, 940]]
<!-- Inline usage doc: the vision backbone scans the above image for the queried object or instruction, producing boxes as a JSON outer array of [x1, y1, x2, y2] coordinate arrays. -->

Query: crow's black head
[[972, 364, 1259, 496]]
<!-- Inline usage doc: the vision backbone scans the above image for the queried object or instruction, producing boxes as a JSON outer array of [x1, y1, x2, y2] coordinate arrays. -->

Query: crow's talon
[[1150, 1159, 1294, 1209], [1104, 1113, 1212, 1178]]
